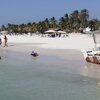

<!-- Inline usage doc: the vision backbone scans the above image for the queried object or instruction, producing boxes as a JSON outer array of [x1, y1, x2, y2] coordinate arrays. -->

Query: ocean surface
[[0, 49, 100, 100]]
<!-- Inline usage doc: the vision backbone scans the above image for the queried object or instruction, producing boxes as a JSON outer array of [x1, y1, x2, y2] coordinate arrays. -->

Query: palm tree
[[64, 13, 69, 30], [70, 10, 80, 32], [68, 15, 74, 32], [49, 17, 57, 28], [1, 25, 6, 31], [44, 18, 50, 30], [79, 9, 89, 29], [59, 13, 69, 30], [59, 17, 65, 29], [89, 19, 100, 30]]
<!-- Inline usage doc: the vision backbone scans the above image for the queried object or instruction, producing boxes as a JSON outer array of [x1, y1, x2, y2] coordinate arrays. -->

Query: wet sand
[[0, 43, 84, 60]]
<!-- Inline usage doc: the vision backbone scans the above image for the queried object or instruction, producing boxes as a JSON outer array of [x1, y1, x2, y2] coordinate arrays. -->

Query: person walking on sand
[[0, 37, 2, 46], [4, 35, 8, 47]]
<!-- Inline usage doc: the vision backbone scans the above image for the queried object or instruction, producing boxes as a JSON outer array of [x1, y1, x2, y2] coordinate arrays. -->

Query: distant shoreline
[[0, 33, 95, 50]]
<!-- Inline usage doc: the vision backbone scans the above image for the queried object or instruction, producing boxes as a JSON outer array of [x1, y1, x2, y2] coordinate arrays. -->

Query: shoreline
[[0, 34, 95, 64], [0, 42, 85, 67]]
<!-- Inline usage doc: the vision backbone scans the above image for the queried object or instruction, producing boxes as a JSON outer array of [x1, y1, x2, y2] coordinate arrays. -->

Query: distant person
[[0, 37, 2, 46], [4, 35, 8, 47], [30, 51, 39, 57]]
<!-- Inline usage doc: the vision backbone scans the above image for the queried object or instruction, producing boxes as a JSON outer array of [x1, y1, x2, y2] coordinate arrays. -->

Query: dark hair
[[4, 35, 7, 39]]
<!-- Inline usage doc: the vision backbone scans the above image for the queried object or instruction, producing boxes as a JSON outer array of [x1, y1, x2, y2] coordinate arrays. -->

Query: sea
[[0, 49, 100, 100]]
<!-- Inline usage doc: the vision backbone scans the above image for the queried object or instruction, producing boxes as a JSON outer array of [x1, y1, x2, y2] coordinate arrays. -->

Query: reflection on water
[[0, 50, 100, 100], [82, 63, 100, 78]]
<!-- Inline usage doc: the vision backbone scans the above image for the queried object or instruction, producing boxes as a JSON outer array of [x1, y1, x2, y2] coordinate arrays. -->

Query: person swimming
[[30, 51, 39, 57]]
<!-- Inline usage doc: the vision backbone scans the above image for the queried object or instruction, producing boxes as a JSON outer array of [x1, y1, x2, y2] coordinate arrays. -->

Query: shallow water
[[0, 50, 100, 100]]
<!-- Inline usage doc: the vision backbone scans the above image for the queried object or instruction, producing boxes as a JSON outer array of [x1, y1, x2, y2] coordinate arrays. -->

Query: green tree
[[79, 9, 89, 28], [49, 17, 57, 28]]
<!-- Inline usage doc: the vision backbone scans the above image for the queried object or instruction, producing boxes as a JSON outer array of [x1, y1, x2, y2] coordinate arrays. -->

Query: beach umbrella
[[45, 29, 56, 33], [57, 30, 67, 34]]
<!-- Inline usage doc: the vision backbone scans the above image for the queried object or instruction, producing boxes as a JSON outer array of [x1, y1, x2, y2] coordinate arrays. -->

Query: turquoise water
[[0, 50, 100, 100]]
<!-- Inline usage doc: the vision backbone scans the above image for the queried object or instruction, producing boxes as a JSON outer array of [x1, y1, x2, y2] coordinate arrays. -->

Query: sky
[[0, 0, 100, 26]]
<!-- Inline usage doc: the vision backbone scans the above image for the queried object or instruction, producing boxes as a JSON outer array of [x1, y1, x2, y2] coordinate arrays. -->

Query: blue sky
[[0, 0, 100, 26]]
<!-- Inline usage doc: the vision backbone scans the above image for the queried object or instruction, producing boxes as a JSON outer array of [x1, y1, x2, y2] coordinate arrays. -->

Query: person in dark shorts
[[0, 37, 2, 46], [4, 35, 8, 47]]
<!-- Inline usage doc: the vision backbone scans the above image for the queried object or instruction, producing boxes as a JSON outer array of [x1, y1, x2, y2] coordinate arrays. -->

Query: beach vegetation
[[0, 9, 100, 35]]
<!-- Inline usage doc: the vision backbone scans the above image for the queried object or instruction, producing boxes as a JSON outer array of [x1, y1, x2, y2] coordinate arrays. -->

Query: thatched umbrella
[[45, 29, 56, 33], [57, 30, 67, 34]]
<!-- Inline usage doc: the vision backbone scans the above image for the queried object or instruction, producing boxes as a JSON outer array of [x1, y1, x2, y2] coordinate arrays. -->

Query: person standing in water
[[4, 35, 8, 47]]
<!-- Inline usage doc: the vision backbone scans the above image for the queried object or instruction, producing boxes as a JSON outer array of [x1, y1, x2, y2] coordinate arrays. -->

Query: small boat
[[81, 30, 100, 65], [81, 49, 100, 64], [30, 51, 39, 57]]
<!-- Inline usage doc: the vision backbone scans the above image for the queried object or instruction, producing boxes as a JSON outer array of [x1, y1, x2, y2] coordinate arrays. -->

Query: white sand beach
[[0, 33, 95, 50]]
